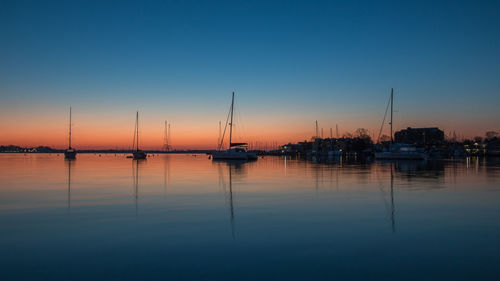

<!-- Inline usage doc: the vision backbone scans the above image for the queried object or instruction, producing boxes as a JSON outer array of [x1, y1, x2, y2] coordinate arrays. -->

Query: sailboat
[[64, 107, 77, 159], [131, 111, 147, 160], [374, 89, 427, 160], [212, 92, 258, 161]]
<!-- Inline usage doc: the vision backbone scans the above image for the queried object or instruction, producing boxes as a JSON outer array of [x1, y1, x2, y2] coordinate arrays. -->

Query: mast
[[163, 120, 170, 151], [218, 121, 221, 151], [68, 107, 72, 149], [315, 120, 319, 139], [136, 111, 139, 151], [229, 92, 235, 147], [390, 88, 393, 145]]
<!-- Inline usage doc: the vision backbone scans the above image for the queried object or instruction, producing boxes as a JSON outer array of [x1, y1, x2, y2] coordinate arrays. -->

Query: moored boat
[[133, 150, 147, 160], [64, 149, 77, 159], [131, 111, 147, 160], [212, 148, 248, 160], [64, 107, 77, 159], [212, 92, 257, 161], [375, 146, 427, 160], [375, 88, 428, 160], [328, 150, 343, 157]]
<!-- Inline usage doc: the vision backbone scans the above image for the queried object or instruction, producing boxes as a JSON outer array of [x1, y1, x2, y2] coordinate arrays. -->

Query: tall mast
[[68, 107, 72, 149], [163, 120, 168, 152], [218, 121, 221, 151], [229, 92, 235, 147], [390, 88, 394, 145], [136, 111, 139, 151], [315, 120, 319, 138]]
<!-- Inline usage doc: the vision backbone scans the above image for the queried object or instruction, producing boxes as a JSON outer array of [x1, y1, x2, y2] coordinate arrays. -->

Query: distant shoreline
[[0, 150, 213, 154]]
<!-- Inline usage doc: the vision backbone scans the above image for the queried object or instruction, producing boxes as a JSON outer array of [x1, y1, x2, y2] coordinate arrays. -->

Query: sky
[[0, 0, 499, 149]]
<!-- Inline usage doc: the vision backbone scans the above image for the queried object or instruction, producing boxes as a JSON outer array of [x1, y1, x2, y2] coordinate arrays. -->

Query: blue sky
[[1, 0, 499, 147]]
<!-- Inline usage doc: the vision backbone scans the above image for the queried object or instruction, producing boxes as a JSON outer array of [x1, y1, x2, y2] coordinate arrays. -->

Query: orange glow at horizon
[[0, 115, 380, 149], [0, 121, 489, 150], [0, 105, 494, 150]]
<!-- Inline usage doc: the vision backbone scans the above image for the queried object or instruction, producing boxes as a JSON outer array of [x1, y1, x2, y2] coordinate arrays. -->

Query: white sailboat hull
[[212, 151, 248, 160]]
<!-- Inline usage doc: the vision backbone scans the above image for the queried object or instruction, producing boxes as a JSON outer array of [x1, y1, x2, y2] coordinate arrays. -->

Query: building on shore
[[394, 127, 445, 147]]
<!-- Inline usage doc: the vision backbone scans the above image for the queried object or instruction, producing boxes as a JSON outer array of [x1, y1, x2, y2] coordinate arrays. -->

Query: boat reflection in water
[[65, 158, 75, 210], [163, 154, 171, 198], [215, 159, 249, 239], [382, 162, 396, 233], [132, 159, 144, 214], [1, 154, 499, 280]]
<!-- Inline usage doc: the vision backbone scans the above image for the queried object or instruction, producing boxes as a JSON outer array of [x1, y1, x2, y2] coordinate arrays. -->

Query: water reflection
[[215, 160, 249, 239], [132, 159, 144, 214], [392, 160, 445, 181], [163, 155, 171, 198], [0, 154, 499, 281], [390, 163, 395, 232], [65, 159, 75, 210]]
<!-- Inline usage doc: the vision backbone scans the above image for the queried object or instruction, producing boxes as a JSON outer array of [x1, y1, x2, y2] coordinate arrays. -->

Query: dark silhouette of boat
[[64, 107, 77, 159], [212, 92, 258, 161], [131, 111, 147, 160], [375, 89, 427, 160]]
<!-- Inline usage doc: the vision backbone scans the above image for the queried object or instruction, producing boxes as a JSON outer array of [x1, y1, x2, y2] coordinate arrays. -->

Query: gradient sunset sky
[[1, 0, 499, 149]]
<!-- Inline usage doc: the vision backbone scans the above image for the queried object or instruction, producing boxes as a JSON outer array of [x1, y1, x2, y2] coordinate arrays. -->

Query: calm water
[[0, 154, 499, 281]]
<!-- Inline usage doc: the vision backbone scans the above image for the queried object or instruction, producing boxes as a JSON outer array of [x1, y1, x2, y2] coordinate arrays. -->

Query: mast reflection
[[163, 154, 171, 198], [65, 159, 75, 211], [390, 162, 395, 232], [228, 165, 235, 238], [215, 160, 248, 239], [377, 163, 396, 232], [132, 159, 144, 215]]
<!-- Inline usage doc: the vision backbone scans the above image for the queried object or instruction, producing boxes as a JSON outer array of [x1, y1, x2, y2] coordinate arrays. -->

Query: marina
[[2, 1, 500, 280]]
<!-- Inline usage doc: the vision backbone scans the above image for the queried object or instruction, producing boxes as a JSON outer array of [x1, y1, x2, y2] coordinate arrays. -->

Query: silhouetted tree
[[355, 128, 370, 140], [380, 135, 391, 142], [485, 131, 498, 140]]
